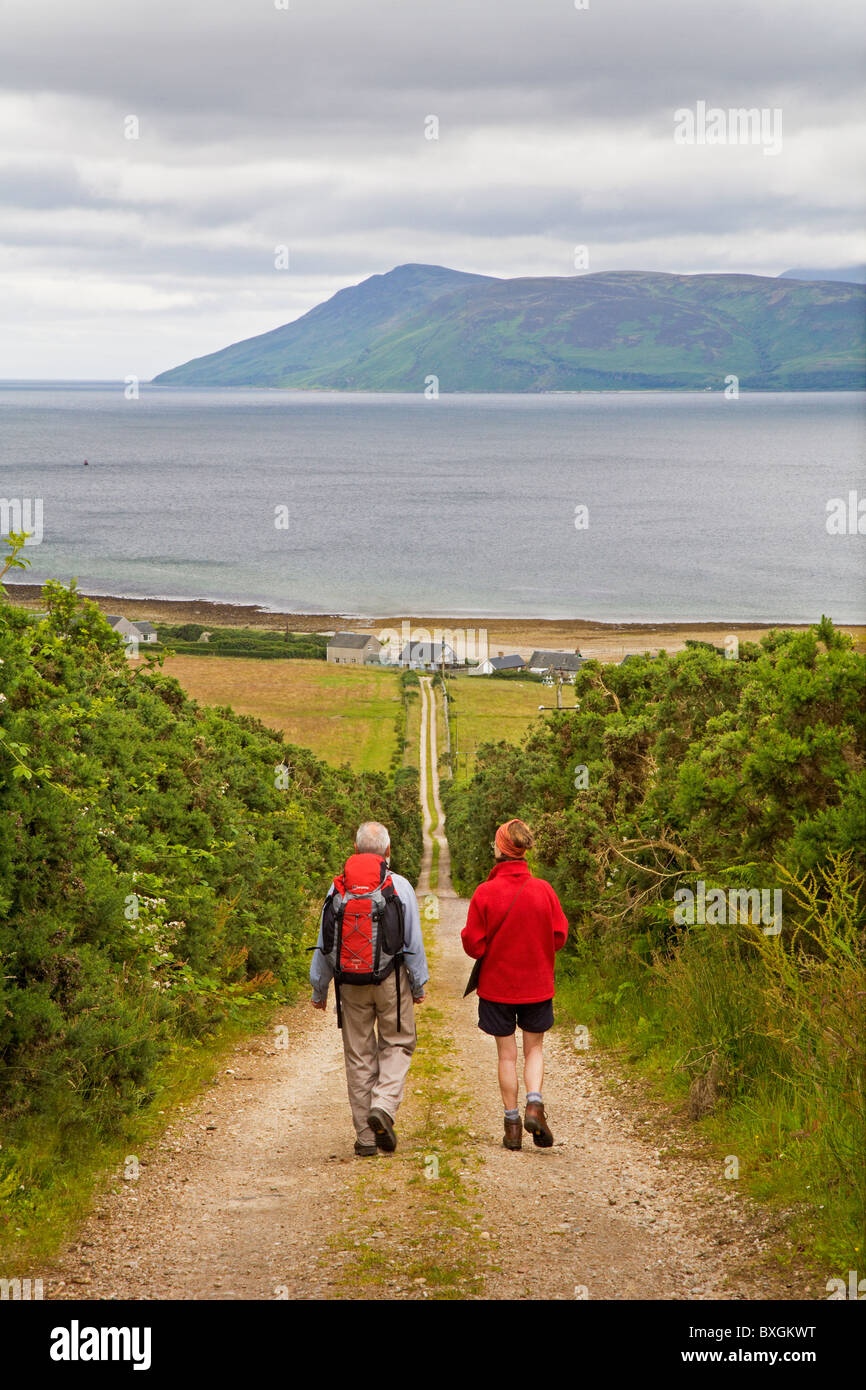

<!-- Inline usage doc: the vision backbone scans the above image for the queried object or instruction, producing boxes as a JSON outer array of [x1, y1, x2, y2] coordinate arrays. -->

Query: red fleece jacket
[[461, 858, 569, 1004]]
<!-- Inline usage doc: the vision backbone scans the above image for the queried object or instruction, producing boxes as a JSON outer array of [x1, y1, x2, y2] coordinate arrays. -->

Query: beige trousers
[[338, 966, 417, 1145]]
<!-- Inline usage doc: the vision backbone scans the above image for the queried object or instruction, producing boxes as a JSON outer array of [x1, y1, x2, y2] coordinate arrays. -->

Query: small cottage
[[527, 649, 585, 676], [399, 641, 459, 670], [326, 632, 383, 665], [106, 615, 158, 644], [473, 653, 526, 675]]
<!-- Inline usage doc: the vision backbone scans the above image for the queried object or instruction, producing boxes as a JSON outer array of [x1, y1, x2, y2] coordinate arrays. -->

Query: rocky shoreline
[[6, 583, 862, 662]]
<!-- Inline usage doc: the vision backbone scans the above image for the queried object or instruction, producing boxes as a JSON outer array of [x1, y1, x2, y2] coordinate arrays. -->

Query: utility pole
[[538, 666, 577, 712]]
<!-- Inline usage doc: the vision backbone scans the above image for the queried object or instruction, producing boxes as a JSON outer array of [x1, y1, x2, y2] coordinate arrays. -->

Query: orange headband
[[495, 821, 526, 858]]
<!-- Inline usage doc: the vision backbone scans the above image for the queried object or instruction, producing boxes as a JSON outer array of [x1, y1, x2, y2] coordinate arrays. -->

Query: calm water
[[1, 384, 864, 622]]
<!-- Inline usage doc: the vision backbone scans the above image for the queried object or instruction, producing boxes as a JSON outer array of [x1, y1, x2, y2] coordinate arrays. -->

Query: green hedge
[[155, 623, 328, 660], [0, 583, 420, 1145], [443, 622, 865, 1260]]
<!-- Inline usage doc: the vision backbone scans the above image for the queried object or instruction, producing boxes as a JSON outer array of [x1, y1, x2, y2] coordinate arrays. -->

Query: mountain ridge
[[153, 264, 866, 391], [778, 266, 866, 285]]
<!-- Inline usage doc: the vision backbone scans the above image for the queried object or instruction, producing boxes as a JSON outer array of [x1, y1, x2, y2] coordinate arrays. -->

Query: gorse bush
[[444, 621, 865, 1260], [0, 580, 421, 1147], [446, 622, 864, 922]]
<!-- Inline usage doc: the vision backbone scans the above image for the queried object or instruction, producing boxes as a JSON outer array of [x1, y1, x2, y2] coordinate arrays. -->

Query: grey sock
[[527, 1091, 543, 1104], [504, 1107, 519, 1121]]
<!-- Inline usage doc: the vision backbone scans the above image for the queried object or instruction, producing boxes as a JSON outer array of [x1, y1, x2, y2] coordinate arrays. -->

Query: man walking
[[310, 821, 428, 1156]]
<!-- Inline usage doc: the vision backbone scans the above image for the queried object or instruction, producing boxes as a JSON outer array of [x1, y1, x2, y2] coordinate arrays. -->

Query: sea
[[1, 384, 864, 623]]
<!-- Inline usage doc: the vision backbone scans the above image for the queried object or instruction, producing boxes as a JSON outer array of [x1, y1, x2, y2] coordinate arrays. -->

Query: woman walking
[[461, 819, 568, 1150]]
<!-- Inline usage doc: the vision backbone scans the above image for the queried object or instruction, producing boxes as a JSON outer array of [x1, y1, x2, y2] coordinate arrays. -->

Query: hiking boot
[[524, 1101, 554, 1148], [354, 1139, 377, 1157], [503, 1115, 523, 1150], [367, 1106, 397, 1152]]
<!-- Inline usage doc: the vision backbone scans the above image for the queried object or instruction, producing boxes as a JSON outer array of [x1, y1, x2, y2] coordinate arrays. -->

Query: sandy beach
[[7, 583, 864, 661]]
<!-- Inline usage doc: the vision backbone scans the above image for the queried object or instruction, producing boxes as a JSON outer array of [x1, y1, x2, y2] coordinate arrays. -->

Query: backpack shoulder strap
[[486, 878, 531, 948]]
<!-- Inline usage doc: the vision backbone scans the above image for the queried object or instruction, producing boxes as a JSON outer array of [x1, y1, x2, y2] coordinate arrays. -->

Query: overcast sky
[[1, 0, 864, 378]]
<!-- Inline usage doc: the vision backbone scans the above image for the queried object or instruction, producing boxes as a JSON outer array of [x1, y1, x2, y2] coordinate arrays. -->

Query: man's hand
[[413, 993, 426, 1005], [311, 997, 327, 1011]]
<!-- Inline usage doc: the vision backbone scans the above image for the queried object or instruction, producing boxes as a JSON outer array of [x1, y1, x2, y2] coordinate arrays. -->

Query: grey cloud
[[0, 159, 112, 210], [1, 0, 863, 131], [1, 0, 863, 375]]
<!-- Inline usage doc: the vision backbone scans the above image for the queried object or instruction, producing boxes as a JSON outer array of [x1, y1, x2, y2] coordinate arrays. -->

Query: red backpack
[[320, 854, 406, 1028]]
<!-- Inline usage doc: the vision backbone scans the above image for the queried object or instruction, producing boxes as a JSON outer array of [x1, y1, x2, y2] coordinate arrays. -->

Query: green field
[[446, 675, 549, 778], [403, 678, 422, 773], [162, 656, 404, 774], [161, 656, 545, 779], [436, 679, 450, 781]]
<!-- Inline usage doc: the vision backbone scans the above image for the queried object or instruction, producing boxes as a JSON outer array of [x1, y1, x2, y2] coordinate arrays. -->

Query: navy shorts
[[478, 997, 554, 1036]]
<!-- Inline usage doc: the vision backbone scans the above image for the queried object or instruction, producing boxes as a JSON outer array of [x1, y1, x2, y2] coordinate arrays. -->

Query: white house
[[399, 640, 459, 670], [106, 615, 158, 644], [472, 653, 526, 675]]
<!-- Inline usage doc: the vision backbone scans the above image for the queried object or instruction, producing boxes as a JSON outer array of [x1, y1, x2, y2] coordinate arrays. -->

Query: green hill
[[153, 264, 866, 391]]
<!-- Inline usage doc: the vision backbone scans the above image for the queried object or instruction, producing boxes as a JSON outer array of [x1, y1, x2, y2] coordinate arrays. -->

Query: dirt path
[[44, 680, 806, 1301]]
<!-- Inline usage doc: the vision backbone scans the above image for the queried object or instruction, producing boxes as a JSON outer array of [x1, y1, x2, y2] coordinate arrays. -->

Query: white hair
[[355, 821, 391, 856]]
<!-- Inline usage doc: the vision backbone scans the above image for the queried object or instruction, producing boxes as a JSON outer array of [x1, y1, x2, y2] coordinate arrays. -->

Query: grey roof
[[105, 615, 156, 635], [400, 641, 456, 662], [528, 649, 584, 670], [328, 632, 379, 649], [488, 654, 525, 670]]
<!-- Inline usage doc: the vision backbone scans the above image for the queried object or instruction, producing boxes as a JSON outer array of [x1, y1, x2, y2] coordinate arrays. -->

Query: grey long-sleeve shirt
[[309, 870, 429, 1003]]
